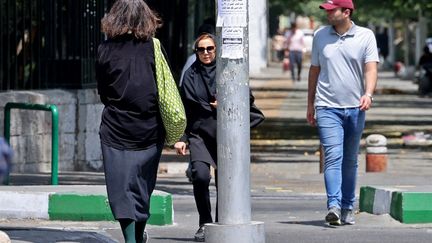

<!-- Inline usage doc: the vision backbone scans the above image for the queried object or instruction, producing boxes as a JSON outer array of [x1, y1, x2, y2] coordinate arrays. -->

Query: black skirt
[[101, 142, 163, 221]]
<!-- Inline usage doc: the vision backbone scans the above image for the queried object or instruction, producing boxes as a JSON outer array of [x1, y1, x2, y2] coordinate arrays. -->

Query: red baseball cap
[[319, 0, 355, 10]]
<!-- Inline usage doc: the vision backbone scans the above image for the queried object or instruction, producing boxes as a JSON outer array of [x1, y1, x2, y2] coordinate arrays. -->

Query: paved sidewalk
[[249, 62, 432, 190]]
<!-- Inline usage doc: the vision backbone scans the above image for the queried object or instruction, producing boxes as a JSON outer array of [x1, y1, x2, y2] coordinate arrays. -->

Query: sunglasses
[[196, 46, 215, 53]]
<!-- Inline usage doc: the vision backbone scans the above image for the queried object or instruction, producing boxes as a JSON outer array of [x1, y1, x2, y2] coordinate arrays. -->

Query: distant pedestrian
[[418, 45, 432, 68], [418, 45, 432, 95], [174, 33, 218, 242], [284, 22, 305, 81], [271, 29, 286, 62], [307, 0, 379, 226], [96, 0, 165, 242], [376, 27, 389, 63]]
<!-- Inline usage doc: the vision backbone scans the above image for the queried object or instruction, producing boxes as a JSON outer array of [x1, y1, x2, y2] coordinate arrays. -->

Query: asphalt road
[[2, 194, 432, 243]]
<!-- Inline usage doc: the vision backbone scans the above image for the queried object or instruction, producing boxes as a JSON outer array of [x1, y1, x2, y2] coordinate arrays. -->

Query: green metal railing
[[3, 102, 59, 185]]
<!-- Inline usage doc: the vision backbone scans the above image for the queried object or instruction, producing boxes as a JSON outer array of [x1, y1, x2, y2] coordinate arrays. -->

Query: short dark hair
[[196, 18, 216, 37], [197, 24, 215, 36], [101, 0, 162, 40]]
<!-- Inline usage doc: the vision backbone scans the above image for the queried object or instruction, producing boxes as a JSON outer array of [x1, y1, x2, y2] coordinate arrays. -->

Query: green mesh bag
[[153, 38, 186, 145]]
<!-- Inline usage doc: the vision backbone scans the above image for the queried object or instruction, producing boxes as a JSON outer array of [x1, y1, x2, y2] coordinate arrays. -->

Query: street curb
[[0, 188, 173, 225], [359, 186, 432, 224], [49, 194, 114, 221], [0, 191, 50, 219]]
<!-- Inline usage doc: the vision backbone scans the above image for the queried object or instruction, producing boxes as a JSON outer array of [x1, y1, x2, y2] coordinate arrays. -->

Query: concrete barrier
[[360, 186, 432, 224], [0, 186, 173, 225]]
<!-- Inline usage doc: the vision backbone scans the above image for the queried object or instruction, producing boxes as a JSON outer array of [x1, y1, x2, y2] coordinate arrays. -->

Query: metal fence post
[[3, 102, 59, 185], [50, 105, 59, 185]]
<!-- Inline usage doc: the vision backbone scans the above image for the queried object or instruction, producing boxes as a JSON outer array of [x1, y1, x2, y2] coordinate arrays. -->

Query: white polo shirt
[[311, 22, 379, 108]]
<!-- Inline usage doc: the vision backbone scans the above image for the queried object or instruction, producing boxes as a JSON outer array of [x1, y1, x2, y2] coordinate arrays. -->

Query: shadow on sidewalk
[[279, 220, 328, 227]]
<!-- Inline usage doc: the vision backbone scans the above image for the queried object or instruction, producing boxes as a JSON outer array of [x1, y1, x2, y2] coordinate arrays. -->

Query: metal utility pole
[[205, 1, 265, 242]]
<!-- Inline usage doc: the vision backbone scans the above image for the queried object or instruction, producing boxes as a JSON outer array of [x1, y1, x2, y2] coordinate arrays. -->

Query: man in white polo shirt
[[307, 0, 379, 226]]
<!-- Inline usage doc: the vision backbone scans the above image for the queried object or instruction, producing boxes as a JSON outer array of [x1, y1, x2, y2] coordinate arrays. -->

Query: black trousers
[[191, 160, 218, 226]]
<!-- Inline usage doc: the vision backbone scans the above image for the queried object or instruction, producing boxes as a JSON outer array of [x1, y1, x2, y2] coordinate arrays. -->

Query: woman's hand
[[174, 141, 187, 155], [210, 100, 217, 108]]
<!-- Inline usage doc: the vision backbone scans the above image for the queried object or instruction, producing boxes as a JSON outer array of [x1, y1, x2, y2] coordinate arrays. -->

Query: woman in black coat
[[174, 33, 217, 242], [95, 0, 165, 242]]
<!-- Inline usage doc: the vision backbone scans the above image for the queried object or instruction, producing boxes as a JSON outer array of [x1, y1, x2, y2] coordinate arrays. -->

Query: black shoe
[[194, 225, 205, 242], [325, 206, 341, 226]]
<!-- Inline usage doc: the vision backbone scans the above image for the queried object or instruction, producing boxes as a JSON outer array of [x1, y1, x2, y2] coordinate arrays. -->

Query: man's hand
[[307, 65, 320, 127], [359, 94, 373, 111], [174, 142, 187, 155], [306, 105, 316, 126], [362, 61, 377, 111]]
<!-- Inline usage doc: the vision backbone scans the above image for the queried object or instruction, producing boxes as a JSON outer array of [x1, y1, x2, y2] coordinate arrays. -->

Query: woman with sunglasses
[[174, 33, 217, 242]]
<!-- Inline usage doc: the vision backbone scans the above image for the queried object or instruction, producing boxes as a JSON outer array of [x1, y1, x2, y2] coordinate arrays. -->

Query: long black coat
[[96, 35, 165, 150], [180, 61, 217, 166]]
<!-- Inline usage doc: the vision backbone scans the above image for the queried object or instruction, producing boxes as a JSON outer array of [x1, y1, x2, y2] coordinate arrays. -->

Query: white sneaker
[[341, 209, 356, 225]]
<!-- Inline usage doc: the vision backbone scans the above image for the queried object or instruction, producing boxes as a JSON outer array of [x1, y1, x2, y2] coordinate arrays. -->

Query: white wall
[[249, 0, 268, 76]]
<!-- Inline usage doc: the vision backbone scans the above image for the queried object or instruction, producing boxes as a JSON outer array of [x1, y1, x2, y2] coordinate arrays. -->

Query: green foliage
[[269, 0, 322, 16], [269, 0, 432, 24], [355, 0, 432, 22], [268, 0, 326, 31]]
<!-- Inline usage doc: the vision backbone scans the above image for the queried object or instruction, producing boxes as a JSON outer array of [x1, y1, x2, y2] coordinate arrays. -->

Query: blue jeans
[[289, 50, 303, 80], [316, 107, 365, 210]]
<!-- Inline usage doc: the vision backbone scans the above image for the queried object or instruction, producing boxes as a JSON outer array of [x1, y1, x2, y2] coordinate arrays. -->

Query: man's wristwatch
[[366, 93, 374, 102]]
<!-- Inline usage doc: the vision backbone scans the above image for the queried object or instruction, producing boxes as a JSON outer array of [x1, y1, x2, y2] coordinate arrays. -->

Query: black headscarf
[[197, 60, 216, 97], [189, 33, 217, 98], [181, 58, 216, 112]]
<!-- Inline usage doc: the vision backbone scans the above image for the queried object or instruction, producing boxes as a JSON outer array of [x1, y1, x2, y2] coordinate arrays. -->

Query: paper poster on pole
[[221, 27, 243, 59], [216, 0, 247, 27]]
